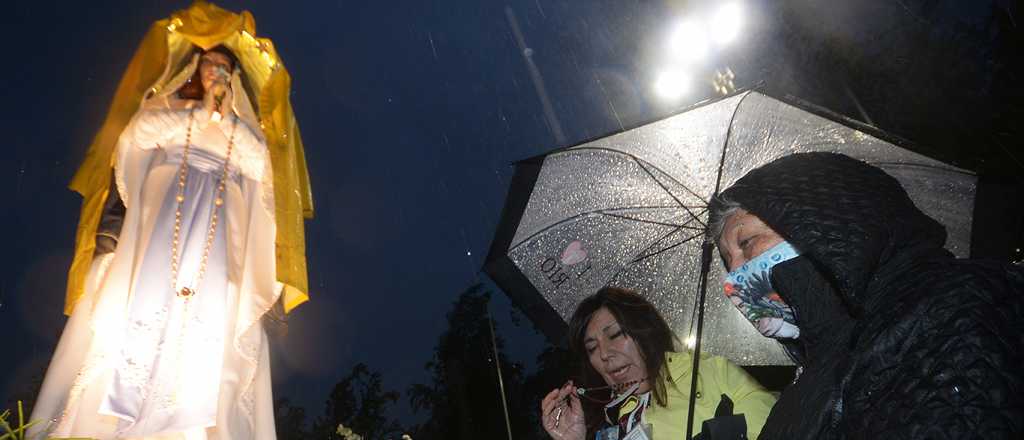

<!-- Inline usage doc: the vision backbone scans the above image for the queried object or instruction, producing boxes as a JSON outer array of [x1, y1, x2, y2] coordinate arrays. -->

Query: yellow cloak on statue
[[66, 0, 313, 316]]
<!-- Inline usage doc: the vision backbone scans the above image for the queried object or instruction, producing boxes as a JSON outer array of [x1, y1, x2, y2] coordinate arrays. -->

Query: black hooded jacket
[[714, 153, 1024, 439]]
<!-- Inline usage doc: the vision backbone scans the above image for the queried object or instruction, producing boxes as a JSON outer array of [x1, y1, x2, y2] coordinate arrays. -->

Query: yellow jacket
[[65, 1, 312, 315], [645, 351, 776, 439]]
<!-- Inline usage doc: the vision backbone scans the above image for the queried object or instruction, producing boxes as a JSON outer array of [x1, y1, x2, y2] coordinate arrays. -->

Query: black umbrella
[[485, 90, 976, 366]]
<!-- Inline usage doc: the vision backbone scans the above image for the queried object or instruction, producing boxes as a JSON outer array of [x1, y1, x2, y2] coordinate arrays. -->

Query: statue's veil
[[146, 50, 262, 132]]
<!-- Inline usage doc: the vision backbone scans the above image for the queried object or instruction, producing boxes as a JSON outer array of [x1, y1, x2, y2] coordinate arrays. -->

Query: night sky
[[2, 0, 1021, 432]]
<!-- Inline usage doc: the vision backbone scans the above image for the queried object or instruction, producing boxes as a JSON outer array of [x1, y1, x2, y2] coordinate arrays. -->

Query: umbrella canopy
[[485, 90, 976, 366]]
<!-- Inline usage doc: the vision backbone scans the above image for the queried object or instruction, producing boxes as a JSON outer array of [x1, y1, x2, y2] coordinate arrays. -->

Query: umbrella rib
[[630, 157, 708, 229], [870, 161, 976, 176], [631, 229, 704, 263], [602, 224, 686, 283], [675, 208, 708, 230], [618, 211, 706, 273], [601, 212, 705, 230], [558, 147, 711, 206], [602, 205, 707, 212], [510, 206, 695, 249], [604, 223, 697, 284], [617, 207, 708, 235]]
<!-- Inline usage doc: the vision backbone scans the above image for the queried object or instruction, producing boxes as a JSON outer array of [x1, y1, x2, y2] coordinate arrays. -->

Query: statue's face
[[199, 51, 233, 92], [717, 208, 785, 272]]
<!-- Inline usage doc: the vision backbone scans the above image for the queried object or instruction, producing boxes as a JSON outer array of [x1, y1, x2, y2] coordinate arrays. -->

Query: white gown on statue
[[30, 98, 281, 440]]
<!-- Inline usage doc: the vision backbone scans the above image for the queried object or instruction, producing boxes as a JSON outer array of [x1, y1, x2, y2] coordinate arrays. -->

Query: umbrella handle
[[685, 239, 715, 440]]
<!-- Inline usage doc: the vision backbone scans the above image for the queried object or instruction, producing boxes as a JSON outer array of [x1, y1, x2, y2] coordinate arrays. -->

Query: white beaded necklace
[[167, 106, 237, 406], [170, 107, 237, 299]]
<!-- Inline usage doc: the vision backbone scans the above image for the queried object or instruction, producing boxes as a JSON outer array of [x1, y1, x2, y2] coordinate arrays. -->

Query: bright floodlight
[[654, 69, 691, 101], [710, 2, 743, 45], [669, 19, 709, 63]]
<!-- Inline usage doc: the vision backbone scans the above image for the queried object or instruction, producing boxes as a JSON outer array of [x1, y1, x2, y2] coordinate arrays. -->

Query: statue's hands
[[203, 70, 232, 119], [87, 252, 116, 294], [541, 381, 585, 440]]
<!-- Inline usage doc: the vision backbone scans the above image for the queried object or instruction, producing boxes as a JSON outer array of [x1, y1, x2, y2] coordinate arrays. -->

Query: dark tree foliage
[[273, 363, 404, 439], [268, 285, 571, 439], [312, 363, 404, 439], [275, 398, 311, 440], [406, 284, 532, 439]]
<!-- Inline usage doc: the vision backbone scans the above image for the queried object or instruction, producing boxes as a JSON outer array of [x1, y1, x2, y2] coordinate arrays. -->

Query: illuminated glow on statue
[[29, 2, 313, 439]]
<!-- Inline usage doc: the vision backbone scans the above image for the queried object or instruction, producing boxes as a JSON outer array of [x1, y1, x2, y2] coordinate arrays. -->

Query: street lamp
[[654, 2, 745, 103]]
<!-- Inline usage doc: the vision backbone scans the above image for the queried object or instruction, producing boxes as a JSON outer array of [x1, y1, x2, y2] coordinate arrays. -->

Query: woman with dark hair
[[540, 287, 776, 440]]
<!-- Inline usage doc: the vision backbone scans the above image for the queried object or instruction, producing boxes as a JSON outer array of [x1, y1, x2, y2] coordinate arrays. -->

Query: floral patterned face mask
[[724, 241, 801, 339]]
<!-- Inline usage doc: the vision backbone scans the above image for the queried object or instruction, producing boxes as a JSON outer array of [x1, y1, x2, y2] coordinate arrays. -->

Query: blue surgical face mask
[[724, 241, 801, 339]]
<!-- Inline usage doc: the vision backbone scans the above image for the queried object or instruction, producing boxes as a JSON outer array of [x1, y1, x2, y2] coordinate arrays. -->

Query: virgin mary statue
[[29, 2, 314, 439]]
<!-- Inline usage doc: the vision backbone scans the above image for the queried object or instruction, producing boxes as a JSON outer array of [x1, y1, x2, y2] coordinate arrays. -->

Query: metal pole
[[488, 310, 514, 440], [685, 239, 715, 440], [843, 81, 874, 126], [505, 5, 567, 145]]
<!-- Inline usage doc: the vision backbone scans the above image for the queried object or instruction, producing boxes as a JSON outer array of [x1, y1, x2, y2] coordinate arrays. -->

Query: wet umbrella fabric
[[485, 90, 976, 366]]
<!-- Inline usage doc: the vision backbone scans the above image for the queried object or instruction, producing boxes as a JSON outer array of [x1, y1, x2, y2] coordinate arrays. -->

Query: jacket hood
[[713, 152, 949, 313]]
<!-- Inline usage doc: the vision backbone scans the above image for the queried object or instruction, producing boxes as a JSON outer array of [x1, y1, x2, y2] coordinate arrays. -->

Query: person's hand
[[541, 381, 585, 440]]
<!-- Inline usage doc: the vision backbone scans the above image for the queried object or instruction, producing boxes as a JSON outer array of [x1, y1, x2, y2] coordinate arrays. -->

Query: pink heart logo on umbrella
[[561, 240, 588, 266]]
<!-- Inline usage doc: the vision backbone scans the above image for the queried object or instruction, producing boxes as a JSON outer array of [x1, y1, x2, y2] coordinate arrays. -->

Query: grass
[[0, 401, 39, 440]]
